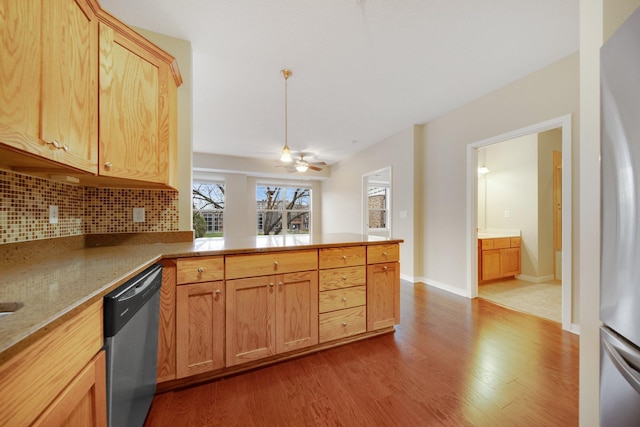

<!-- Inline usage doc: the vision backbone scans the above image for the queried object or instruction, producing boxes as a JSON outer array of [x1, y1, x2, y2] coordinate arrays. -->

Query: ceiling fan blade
[[310, 161, 327, 166], [308, 165, 323, 171]]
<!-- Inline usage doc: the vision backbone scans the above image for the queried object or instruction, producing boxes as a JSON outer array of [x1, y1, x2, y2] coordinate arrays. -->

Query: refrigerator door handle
[[602, 327, 640, 394]]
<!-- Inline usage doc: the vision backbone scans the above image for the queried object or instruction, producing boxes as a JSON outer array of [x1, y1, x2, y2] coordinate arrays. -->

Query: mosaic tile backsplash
[[0, 170, 179, 244]]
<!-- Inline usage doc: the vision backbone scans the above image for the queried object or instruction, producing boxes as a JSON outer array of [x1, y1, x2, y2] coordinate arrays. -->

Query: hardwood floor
[[145, 282, 579, 426]]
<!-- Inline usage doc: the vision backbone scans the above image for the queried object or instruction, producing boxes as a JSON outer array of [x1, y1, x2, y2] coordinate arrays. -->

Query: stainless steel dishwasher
[[104, 263, 162, 427]]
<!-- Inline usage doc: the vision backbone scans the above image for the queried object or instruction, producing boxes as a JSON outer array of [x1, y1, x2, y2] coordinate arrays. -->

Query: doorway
[[466, 115, 573, 332], [363, 167, 392, 237]]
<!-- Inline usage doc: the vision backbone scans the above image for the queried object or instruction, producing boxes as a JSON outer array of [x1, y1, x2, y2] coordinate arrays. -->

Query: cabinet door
[[157, 259, 176, 383], [99, 23, 170, 184], [226, 276, 276, 367], [276, 271, 318, 353], [0, 0, 42, 150], [481, 249, 502, 281], [500, 247, 521, 277], [176, 281, 225, 378], [41, 0, 98, 173], [367, 262, 400, 331], [33, 351, 107, 427]]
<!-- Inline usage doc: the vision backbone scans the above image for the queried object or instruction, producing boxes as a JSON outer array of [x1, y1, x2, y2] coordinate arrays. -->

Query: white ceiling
[[99, 0, 579, 165]]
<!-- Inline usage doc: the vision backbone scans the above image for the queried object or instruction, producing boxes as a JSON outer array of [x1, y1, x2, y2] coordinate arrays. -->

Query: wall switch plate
[[399, 210, 408, 219], [504, 210, 510, 218], [133, 207, 145, 223], [49, 205, 59, 224]]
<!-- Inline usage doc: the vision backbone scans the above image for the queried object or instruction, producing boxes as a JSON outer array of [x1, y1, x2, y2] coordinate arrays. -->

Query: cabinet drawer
[[510, 237, 521, 247], [367, 244, 399, 264], [319, 266, 366, 291], [319, 246, 365, 269], [319, 286, 366, 313], [177, 256, 224, 284], [480, 239, 494, 250], [225, 250, 318, 279], [319, 306, 366, 343]]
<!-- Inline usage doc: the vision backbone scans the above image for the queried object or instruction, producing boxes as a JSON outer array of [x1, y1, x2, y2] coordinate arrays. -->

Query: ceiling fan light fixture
[[295, 162, 309, 172], [280, 146, 292, 162], [478, 165, 490, 175]]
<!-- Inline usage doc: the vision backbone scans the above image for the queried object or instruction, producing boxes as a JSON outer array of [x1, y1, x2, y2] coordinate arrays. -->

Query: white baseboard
[[569, 323, 580, 335], [515, 274, 556, 283], [400, 273, 415, 283], [415, 276, 468, 298]]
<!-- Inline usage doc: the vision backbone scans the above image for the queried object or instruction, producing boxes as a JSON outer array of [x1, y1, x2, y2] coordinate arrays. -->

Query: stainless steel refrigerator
[[601, 6, 640, 426]]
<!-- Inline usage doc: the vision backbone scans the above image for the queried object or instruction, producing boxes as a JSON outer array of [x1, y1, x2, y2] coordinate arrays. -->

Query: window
[[193, 182, 225, 237], [256, 185, 311, 235], [367, 185, 389, 230]]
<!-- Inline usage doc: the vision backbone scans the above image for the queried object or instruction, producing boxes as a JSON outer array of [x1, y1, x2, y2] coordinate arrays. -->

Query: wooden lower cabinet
[[0, 300, 105, 426], [176, 280, 225, 378], [226, 270, 318, 367], [157, 259, 177, 383], [33, 351, 107, 427], [367, 262, 400, 331], [479, 237, 521, 282]]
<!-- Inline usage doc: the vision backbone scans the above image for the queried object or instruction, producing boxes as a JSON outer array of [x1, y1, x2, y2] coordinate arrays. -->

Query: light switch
[[133, 207, 145, 223], [504, 210, 510, 218], [400, 211, 408, 219], [49, 205, 59, 224]]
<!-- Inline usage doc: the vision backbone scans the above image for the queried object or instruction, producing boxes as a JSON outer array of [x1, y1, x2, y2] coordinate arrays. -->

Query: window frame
[[256, 183, 312, 236], [192, 180, 225, 237]]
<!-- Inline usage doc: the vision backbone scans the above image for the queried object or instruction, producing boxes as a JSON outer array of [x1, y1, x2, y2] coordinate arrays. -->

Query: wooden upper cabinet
[[0, 0, 98, 173], [99, 22, 171, 185], [0, 0, 41, 150], [41, 0, 98, 173]]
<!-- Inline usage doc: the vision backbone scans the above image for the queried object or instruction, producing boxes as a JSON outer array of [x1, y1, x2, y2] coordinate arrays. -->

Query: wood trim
[[157, 259, 177, 383]]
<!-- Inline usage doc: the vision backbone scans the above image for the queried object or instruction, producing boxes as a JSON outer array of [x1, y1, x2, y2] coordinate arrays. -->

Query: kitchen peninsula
[[0, 233, 401, 425]]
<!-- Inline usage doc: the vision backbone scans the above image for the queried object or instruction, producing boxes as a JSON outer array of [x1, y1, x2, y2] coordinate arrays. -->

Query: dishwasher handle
[[104, 264, 163, 338]]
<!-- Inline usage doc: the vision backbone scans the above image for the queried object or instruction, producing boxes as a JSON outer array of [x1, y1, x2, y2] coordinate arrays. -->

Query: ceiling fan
[[277, 153, 326, 173]]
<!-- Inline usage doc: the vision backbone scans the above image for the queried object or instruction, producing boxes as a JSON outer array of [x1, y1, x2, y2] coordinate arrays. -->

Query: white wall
[[321, 127, 416, 280], [419, 53, 579, 299], [484, 134, 540, 277]]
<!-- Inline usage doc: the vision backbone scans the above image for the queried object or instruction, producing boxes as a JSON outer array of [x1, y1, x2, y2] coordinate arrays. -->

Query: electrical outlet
[[133, 207, 145, 223], [49, 205, 59, 224]]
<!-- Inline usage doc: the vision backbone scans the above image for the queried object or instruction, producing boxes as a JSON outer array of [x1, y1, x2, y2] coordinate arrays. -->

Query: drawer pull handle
[[46, 140, 69, 152], [342, 297, 347, 302], [197, 267, 204, 273], [215, 289, 221, 295], [342, 276, 347, 281], [383, 266, 388, 271], [342, 322, 347, 327]]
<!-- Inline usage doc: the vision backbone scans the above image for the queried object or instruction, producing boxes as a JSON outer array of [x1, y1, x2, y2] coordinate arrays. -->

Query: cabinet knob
[[342, 297, 347, 302], [342, 276, 347, 281], [342, 255, 347, 260], [342, 322, 347, 327], [383, 266, 388, 271], [274, 260, 278, 266], [383, 251, 388, 256], [269, 282, 275, 287], [278, 281, 284, 286], [215, 289, 221, 295], [197, 267, 204, 273], [104, 162, 112, 169]]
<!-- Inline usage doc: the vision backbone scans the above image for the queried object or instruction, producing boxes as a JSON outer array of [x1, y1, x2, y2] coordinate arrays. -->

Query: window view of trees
[[193, 182, 225, 238], [368, 186, 388, 229], [257, 185, 310, 235]]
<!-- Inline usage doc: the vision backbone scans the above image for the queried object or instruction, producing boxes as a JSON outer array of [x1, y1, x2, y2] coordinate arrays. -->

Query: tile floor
[[478, 278, 562, 323]]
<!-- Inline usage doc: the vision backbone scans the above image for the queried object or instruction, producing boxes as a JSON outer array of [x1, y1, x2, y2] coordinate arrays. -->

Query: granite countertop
[[0, 233, 402, 360]]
